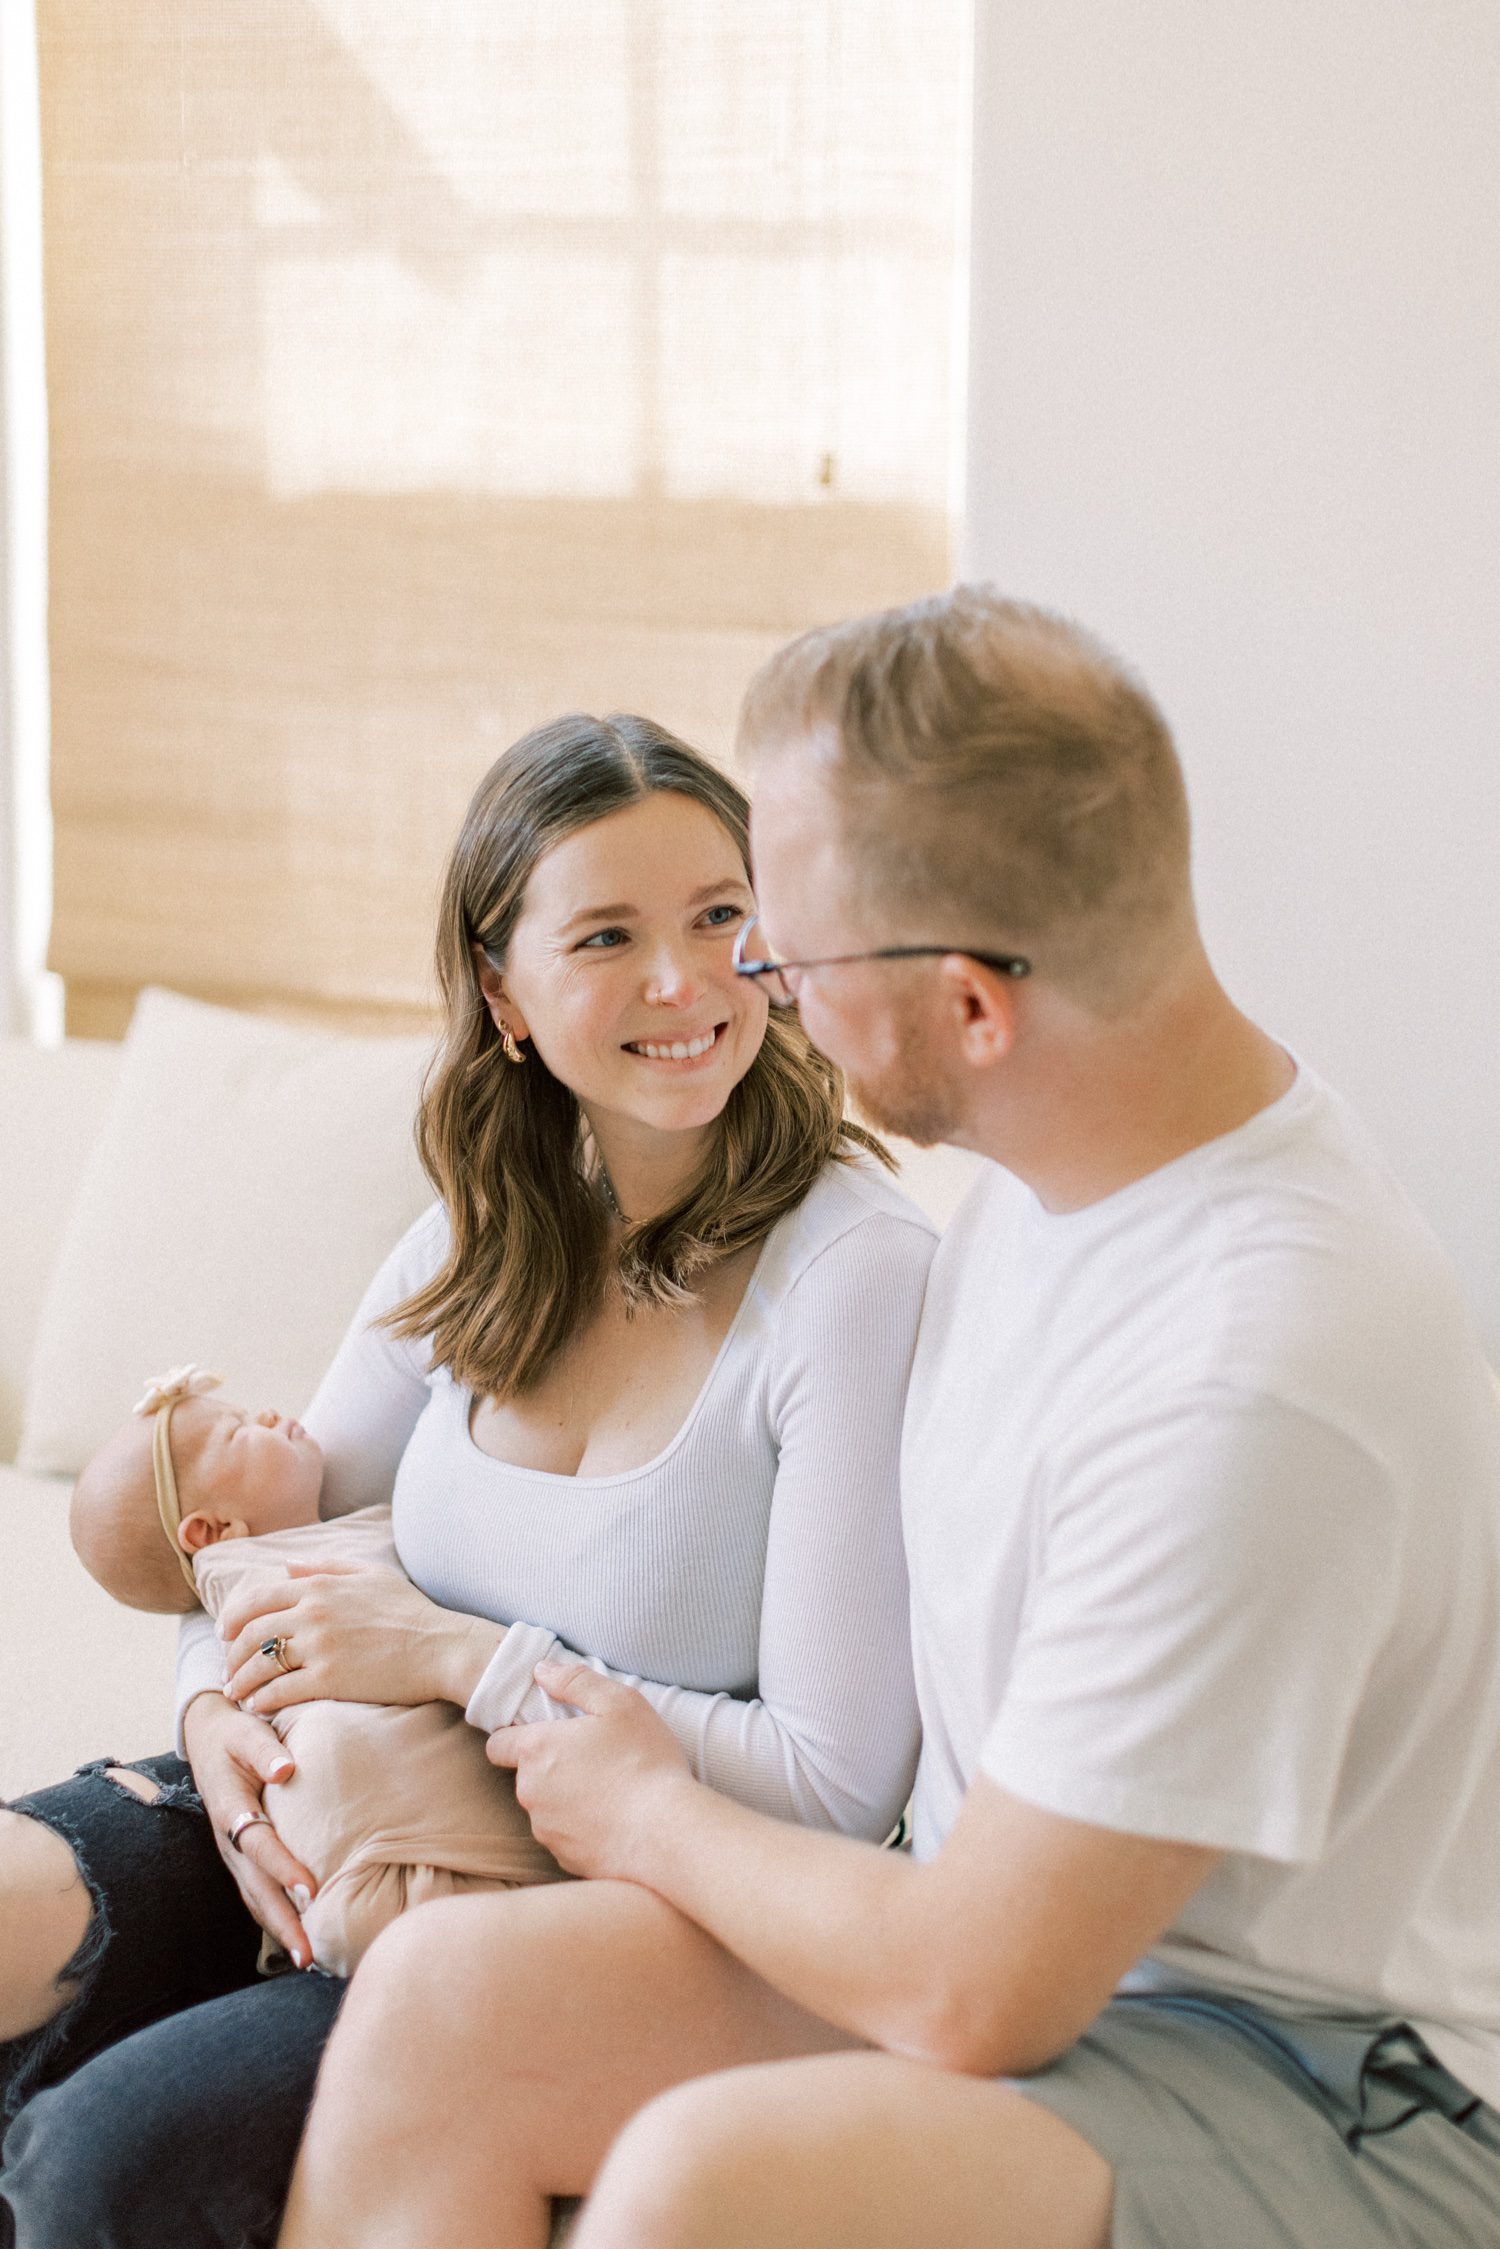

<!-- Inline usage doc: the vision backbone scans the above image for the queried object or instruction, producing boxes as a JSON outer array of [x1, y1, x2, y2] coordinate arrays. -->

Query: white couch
[[1, 1037, 181, 1798], [0, 1021, 979, 1804]]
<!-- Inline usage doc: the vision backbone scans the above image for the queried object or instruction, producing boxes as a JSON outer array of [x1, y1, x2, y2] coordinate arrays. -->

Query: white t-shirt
[[903, 1065, 1500, 2108]]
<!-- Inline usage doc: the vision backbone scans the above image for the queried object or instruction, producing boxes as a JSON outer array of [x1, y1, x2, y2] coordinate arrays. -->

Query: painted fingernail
[[269, 1757, 294, 1780], [290, 1884, 312, 1914], [293, 1946, 310, 1970]]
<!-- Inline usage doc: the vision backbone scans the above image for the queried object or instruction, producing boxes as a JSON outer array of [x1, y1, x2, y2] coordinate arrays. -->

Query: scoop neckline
[[459, 1227, 775, 1488]]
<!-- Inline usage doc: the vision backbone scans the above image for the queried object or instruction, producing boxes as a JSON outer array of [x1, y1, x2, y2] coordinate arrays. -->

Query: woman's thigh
[[0, 1753, 262, 2126], [1, 1968, 346, 2249]]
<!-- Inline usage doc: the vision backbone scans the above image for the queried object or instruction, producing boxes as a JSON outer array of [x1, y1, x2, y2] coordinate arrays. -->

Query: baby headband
[[133, 1364, 223, 1596]]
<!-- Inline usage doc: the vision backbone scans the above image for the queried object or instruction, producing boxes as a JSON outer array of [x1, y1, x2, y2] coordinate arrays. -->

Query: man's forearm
[[624, 1775, 941, 2057], [505, 1676, 1226, 2082]]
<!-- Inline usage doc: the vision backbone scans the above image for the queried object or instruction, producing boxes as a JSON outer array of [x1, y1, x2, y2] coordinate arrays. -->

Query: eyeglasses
[[731, 916, 1031, 1009]]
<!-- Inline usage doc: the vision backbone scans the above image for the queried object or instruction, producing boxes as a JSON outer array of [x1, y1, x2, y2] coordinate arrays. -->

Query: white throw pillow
[[18, 989, 435, 1476]]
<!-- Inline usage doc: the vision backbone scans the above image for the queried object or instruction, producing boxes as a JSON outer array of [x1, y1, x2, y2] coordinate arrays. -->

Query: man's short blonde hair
[[738, 586, 1195, 1016]]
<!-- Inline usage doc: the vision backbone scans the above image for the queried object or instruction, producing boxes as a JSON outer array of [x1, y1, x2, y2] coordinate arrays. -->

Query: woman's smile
[[621, 1022, 729, 1067], [488, 790, 769, 1176]]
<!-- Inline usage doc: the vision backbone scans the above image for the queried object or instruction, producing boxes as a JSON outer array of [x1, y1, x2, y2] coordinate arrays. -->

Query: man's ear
[[935, 953, 1021, 1068], [178, 1510, 251, 1553], [469, 943, 529, 1041]]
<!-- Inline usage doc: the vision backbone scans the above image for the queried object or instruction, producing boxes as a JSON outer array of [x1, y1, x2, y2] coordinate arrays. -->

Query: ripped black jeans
[[0, 1754, 345, 2249]]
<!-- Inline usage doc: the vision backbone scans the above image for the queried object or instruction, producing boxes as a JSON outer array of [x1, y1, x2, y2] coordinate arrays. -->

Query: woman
[[0, 714, 934, 2248]]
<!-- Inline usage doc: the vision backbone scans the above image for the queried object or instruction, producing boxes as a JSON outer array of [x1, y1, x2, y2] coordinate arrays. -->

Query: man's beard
[[845, 1038, 964, 1148]]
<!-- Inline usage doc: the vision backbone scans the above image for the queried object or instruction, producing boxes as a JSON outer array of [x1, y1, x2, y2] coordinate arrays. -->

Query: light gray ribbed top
[[176, 1158, 935, 1839]]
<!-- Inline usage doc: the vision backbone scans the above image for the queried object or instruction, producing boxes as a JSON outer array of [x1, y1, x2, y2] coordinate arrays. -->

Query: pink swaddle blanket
[[194, 1506, 566, 1976]]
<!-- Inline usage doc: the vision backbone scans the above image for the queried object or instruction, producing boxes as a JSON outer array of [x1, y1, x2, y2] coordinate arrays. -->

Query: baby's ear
[[178, 1510, 251, 1552]]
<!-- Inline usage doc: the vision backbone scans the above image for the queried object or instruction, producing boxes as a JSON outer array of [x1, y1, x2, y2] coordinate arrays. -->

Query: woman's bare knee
[[0, 1809, 95, 2041]]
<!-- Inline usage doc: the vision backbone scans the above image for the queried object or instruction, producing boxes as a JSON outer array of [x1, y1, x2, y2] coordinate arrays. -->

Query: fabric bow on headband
[[134, 1364, 223, 1419], [132, 1364, 224, 1596]]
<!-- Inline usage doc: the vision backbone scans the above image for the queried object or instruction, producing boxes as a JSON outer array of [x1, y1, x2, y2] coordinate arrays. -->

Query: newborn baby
[[69, 1365, 564, 1975]]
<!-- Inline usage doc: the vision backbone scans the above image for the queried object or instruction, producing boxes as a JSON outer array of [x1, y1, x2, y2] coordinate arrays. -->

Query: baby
[[69, 1365, 564, 1975]]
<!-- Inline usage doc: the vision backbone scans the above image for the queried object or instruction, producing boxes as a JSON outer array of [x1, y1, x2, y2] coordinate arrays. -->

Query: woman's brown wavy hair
[[384, 712, 890, 1400]]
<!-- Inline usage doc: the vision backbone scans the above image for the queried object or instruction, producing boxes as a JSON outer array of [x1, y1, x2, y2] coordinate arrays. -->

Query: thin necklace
[[598, 1167, 624, 1222]]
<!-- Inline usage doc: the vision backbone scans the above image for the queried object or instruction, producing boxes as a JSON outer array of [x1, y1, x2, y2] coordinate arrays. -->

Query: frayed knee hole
[[102, 1766, 163, 1805], [0, 1813, 95, 2042], [0, 1808, 89, 1900]]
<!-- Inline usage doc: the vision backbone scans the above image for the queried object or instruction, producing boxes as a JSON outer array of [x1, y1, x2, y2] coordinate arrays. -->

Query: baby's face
[[173, 1398, 324, 1536]]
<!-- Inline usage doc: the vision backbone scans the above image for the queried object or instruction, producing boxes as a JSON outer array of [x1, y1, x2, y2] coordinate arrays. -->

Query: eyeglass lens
[[741, 917, 797, 1008]]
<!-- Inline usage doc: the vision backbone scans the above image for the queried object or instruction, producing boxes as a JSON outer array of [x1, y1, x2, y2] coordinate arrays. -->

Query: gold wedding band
[[228, 1811, 274, 1854]]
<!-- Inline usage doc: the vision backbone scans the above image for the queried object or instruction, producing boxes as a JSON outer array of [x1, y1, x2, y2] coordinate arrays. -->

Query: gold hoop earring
[[500, 1028, 526, 1065]]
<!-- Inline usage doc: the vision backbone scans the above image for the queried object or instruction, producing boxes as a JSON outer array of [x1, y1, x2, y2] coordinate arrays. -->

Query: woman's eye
[[578, 927, 629, 950], [701, 903, 745, 929]]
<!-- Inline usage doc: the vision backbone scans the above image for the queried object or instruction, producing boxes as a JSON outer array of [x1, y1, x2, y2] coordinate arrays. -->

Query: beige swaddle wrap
[[194, 1507, 566, 1976]]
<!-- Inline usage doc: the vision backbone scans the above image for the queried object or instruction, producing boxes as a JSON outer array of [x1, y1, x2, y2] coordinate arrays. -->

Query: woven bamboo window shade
[[38, 3, 965, 1035]]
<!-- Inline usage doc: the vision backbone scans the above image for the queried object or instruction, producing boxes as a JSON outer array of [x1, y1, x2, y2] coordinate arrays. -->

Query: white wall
[[0, 0, 53, 1043], [0, 6, 16, 1036], [965, 0, 1500, 1352]]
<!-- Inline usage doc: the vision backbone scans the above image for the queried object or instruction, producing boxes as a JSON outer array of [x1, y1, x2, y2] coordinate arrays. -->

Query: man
[[281, 590, 1500, 2248]]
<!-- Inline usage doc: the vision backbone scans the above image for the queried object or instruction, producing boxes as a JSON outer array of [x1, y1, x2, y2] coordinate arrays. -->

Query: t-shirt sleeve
[[465, 1207, 934, 1841], [979, 1387, 1402, 1863], [173, 1204, 446, 1744]]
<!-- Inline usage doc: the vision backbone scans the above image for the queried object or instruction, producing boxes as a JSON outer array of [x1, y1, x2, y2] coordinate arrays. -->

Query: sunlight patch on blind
[[40, 0, 967, 1030]]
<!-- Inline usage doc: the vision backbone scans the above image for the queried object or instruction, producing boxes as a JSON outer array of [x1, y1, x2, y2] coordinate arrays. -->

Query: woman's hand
[[486, 1660, 694, 1881], [219, 1563, 504, 1716], [181, 1689, 316, 1968]]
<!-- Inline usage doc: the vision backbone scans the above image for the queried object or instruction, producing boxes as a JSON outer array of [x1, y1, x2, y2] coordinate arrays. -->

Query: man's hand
[[181, 1690, 316, 1968], [218, 1564, 503, 1716], [485, 1660, 694, 1880]]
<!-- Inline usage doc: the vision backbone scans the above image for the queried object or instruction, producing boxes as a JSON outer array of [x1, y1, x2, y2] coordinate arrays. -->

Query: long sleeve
[[464, 1208, 933, 1842], [299, 1204, 445, 1520], [172, 1204, 446, 1745], [174, 1607, 228, 1744]]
